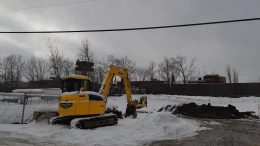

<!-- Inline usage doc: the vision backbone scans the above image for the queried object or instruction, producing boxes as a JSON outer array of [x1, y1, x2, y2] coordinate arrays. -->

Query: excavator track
[[49, 114, 118, 129], [49, 116, 74, 125], [71, 114, 118, 129]]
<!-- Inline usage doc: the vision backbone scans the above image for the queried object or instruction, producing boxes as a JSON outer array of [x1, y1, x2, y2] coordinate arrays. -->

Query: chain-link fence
[[0, 93, 58, 124]]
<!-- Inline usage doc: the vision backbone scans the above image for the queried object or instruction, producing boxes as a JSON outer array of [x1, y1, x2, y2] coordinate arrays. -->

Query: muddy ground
[[0, 131, 76, 146], [143, 119, 260, 146], [0, 137, 75, 146]]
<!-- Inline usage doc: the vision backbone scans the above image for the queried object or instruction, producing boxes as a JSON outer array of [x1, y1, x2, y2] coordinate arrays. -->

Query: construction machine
[[49, 65, 147, 129]]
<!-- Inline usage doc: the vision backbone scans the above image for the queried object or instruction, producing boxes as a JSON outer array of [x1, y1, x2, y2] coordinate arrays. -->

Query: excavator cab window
[[89, 94, 103, 101], [62, 79, 91, 92]]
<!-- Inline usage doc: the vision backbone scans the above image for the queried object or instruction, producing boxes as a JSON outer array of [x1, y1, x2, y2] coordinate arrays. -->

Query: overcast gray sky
[[0, 0, 260, 82]]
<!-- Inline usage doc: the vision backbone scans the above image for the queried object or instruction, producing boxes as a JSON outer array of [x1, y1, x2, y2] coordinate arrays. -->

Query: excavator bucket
[[136, 96, 147, 109], [125, 96, 147, 118], [125, 103, 137, 118]]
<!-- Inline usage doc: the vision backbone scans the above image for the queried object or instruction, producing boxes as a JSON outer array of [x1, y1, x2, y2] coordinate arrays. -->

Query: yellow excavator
[[49, 65, 147, 129]]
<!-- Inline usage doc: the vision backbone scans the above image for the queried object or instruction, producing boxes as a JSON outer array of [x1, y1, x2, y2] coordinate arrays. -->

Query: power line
[[0, 0, 94, 13], [1, 17, 260, 34]]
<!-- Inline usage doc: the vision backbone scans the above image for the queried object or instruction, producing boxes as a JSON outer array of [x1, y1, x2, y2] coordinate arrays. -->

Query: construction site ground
[[0, 95, 259, 146], [144, 118, 260, 146], [0, 118, 259, 146]]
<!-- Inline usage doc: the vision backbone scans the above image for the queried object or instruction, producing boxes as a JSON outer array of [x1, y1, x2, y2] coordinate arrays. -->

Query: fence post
[[258, 104, 260, 117], [21, 92, 27, 124]]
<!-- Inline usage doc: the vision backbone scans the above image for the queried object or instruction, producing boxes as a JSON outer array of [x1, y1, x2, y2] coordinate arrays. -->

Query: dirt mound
[[159, 103, 258, 119]]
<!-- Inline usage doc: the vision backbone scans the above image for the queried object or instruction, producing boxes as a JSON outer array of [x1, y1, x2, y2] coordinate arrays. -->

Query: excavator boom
[[99, 65, 132, 104], [99, 65, 147, 118]]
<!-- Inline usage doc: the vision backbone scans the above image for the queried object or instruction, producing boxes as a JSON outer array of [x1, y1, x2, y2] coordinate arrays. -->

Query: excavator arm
[[99, 65, 132, 104], [98, 65, 147, 118]]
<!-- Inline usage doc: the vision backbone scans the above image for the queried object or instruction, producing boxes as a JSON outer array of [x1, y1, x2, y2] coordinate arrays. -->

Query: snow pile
[[136, 107, 154, 113], [66, 112, 203, 146], [0, 112, 203, 146], [134, 112, 203, 140]]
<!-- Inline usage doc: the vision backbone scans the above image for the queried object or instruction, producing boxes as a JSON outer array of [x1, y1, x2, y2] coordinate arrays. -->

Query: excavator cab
[[58, 75, 107, 117], [61, 76, 91, 92]]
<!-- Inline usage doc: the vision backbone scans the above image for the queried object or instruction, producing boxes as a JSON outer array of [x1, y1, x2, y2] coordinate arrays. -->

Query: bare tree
[[106, 55, 116, 66], [147, 61, 157, 80], [175, 55, 197, 84], [47, 39, 64, 79], [78, 40, 94, 62], [226, 65, 232, 83], [24, 56, 36, 81], [136, 67, 149, 81], [114, 56, 136, 75], [25, 56, 49, 81], [1, 57, 8, 84], [158, 57, 179, 85], [2, 55, 16, 84], [92, 64, 106, 83], [90, 58, 110, 83], [36, 58, 49, 80], [14, 56, 24, 87], [120, 56, 136, 79], [99, 55, 136, 80], [0, 57, 4, 82], [1, 55, 24, 87], [63, 58, 74, 76], [232, 68, 239, 83], [226, 65, 239, 83]]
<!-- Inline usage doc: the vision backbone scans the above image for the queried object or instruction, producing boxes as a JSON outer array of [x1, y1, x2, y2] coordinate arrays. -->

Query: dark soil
[[163, 102, 258, 119]]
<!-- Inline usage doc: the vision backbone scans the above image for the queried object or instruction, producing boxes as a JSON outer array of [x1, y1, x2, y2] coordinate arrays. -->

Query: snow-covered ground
[[0, 94, 259, 146]]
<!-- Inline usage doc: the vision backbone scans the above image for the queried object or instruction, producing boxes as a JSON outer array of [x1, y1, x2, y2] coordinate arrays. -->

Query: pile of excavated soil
[[158, 102, 258, 119]]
